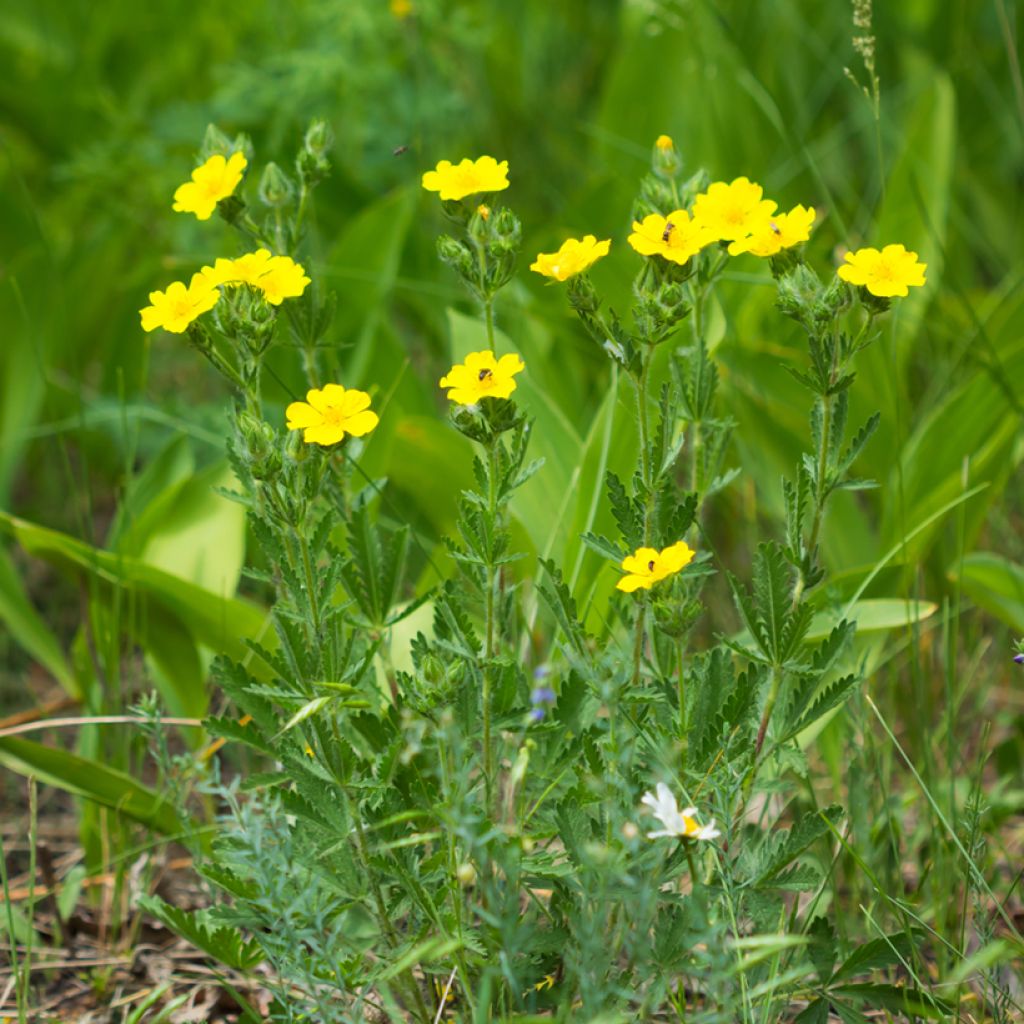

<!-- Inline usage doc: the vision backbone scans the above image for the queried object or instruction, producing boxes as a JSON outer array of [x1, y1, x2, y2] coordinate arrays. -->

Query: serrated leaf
[[137, 895, 263, 970]]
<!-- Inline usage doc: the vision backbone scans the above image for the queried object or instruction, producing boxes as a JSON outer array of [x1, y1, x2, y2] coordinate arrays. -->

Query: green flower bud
[[201, 123, 234, 159], [303, 119, 332, 157], [490, 208, 522, 253], [258, 161, 295, 208], [436, 234, 476, 282]]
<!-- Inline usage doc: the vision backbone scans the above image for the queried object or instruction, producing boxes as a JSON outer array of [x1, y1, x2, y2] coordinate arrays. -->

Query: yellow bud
[[655, 134, 674, 152]]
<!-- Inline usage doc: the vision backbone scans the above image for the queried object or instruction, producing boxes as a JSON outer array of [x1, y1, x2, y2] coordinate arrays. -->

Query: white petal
[[680, 807, 697, 818]]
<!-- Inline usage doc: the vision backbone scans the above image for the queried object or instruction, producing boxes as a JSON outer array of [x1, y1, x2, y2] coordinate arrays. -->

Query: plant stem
[[482, 437, 499, 812], [298, 530, 321, 640], [754, 665, 781, 759], [635, 356, 652, 493]]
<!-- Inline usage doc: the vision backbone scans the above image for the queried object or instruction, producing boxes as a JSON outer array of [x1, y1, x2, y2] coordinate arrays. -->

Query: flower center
[[322, 406, 345, 426], [873, 260, 895, 281], [682, 815, 698, 835], [661, 221, 675, 243], [171, 299, 193, 320]]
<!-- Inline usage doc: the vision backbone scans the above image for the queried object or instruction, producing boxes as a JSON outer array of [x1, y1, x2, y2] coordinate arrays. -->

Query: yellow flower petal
[[421, 156, 509, 201], [439, 349, 525, 405]]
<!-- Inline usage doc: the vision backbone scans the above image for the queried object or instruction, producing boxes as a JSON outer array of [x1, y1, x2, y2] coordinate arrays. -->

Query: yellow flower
[[616, 541, 695, 593], [692, 177, 777, 242], [439, 350, 525, 405], [390, 0, 412, 17], [421, 156, 509, 201], [655, 134, 674, 152], [728, 204, 816, 258], [172, 152, 247, 221], [530, 235, 611, 282], [628, 210, 712, 265], [837, 244, 927, 298], [477, 204, 491, 220], [199, 249, 311, 305], [285, 385, 379, 446], [258, 256, 312, 304], [139, 273, 220, 333]]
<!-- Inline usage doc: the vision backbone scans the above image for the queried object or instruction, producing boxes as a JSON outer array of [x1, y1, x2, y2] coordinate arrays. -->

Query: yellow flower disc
[[421, 156, 510, 201], [439, 350, 525, 405], [837, 244, 927, 298]]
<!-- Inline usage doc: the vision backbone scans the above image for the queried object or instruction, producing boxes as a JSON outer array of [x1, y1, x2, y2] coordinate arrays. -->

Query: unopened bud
[[490, 208, 522, 253], [201, 123, 234, 159], [652, 134, 681, 179], [258, 162, 295, 208], [456, 862, 476, 886], [304, 119, 332, 158]]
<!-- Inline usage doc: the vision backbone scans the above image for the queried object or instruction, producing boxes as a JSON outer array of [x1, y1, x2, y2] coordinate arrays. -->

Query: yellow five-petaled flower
[[421, 156, 509, 201], [530, 235, 611, 282], [837, 244, 927, 298], [172, 152, 247, 221], [616, 541, 695, 593], [285, 385, 379, 447], [200, 249, 311, 305], [728, 204, 816, 258], [139, 274, 220, 333], [439, 350, 525, 406], [693, 177, 777, 242], [628, 210, 712, 266]]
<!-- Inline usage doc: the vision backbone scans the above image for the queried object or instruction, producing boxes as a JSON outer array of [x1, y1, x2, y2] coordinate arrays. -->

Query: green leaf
[[0, 736, 183, 834], [137, 895, 263, 970], [953, 552, 1024, 631], [831, 933, 914, 983], [830, 983, 952, 1019], [0, 546, 79, 697], [755, 805, 843, 884]]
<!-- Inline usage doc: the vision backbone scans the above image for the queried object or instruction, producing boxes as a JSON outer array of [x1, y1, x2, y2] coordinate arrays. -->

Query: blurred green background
[[2, 0, 1023, 727]]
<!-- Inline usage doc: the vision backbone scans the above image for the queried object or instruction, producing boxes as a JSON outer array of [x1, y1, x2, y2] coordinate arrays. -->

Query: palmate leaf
[[752, 541, 794, 662], [537, 558, 590, 661], [606, 471, 643, 550], [781, 673, 861, 743], [137, 895, 263, 970]]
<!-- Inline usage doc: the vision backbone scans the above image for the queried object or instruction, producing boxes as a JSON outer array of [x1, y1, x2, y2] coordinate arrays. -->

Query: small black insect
[[392, 145, 409, 157], [661, 221, 675, 243], [647, 560, 656, 571], [478, 368, 493, 382], [769, 221, 781, 235]]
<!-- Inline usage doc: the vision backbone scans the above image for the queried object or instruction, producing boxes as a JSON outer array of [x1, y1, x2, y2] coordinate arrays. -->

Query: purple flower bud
[[529, 708, 545, 722], [530, 686, 556, 706], [1015, 653, 1024, 664], [533, 664, 552, 680]]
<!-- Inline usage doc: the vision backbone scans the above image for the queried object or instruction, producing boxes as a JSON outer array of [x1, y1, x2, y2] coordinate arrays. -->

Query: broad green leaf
[[807, 599, 936, 641], [0, 546, 79, 697], [0, 512, 272, 680], [0, 736, 183, 834], [953, 552, 1024, 631]]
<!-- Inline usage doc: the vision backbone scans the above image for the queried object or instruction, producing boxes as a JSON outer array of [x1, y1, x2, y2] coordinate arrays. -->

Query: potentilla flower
[[655, 134, 674, 152], [641, 783, 721, 841], [139, 274, 220, 333], [616, 541, 694, 593], [837, 244, 927, 297], [200, 250, 311, 305], [693, 177, 777, 242], [530, 235, 611, 281], [172, 152, 247, 221], [285, 385, 379, 446], [628, 210, 712, 265], [728, 204, 816, 257], [439, 350, 525, 405], [421, 156, 509, 201]]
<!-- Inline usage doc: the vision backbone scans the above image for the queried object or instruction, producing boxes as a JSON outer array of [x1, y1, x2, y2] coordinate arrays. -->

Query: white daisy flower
[[641, 782, 721, 841]]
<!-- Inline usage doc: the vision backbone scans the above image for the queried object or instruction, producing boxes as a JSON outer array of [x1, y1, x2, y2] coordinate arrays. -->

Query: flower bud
[[490, 208, 522, 254], [652, 134, 681, 179], [436, 235, 476, 282], [201, 123, 234, 159], [236, 411, 282, 481], [456, 862, 477, 886], [775, 264, 821, 323], [303, 119, 333, 158], [258, 161, 295, 208]]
